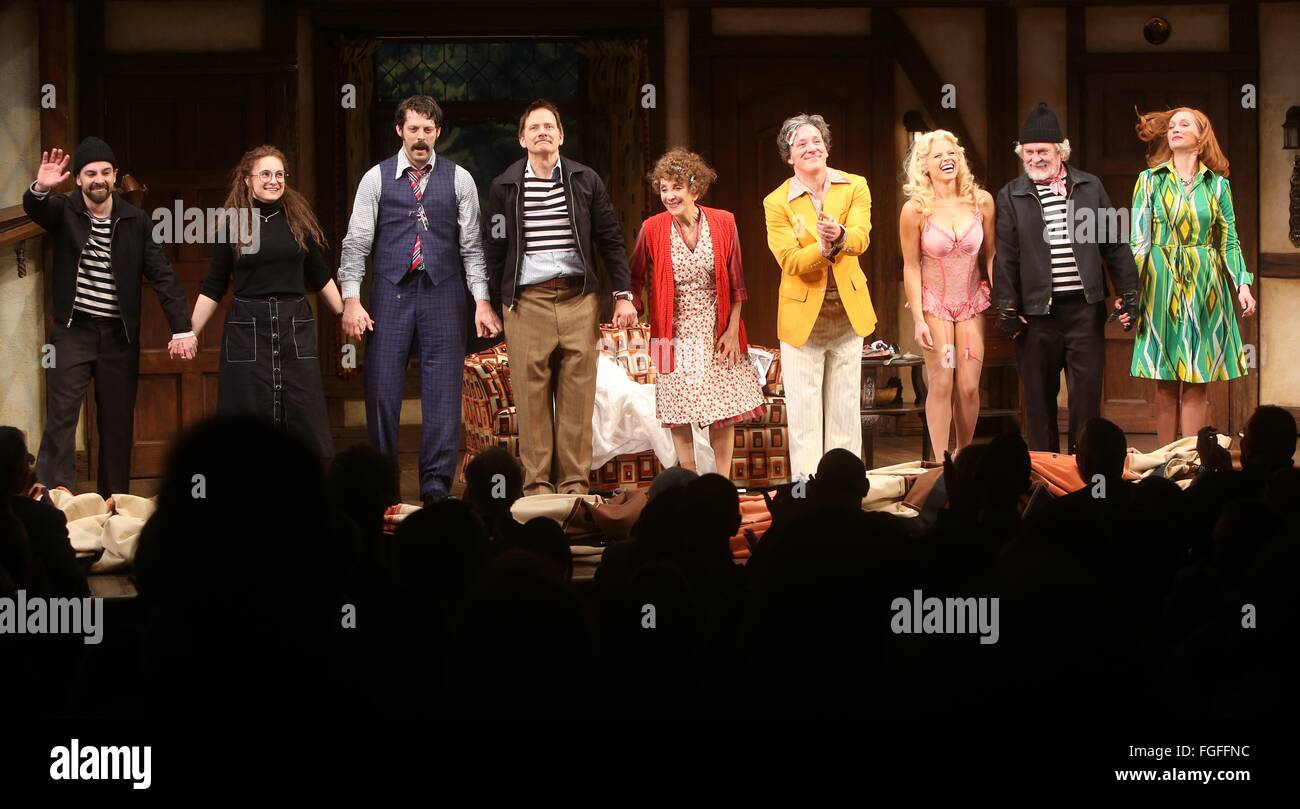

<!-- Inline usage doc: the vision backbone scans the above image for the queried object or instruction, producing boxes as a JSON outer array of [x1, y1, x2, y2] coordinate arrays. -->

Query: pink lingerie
[[920, 206, 991, 322]]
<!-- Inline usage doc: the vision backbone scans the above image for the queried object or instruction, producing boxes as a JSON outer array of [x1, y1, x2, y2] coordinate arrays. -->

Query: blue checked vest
[[373, 153, 463, 286]]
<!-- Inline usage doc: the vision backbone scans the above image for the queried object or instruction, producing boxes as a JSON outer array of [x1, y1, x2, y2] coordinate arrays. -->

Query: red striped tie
[[407, 164, 432, 274]]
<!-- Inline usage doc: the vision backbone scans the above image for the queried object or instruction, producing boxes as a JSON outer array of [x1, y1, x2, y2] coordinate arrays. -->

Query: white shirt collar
[[395, 148, 436, 179], [524, 156, 563, 180]]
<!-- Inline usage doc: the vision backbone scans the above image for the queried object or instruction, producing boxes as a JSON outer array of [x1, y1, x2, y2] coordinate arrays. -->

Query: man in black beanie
[[21, 138, 194, 497], [992, 104, 1140, 454]]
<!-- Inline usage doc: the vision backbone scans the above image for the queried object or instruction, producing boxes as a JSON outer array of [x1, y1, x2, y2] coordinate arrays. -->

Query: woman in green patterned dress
[[1129, 107, 1256, 446]]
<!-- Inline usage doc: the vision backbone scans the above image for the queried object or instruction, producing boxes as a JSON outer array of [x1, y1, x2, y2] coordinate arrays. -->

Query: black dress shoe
[[422, 490, 449, 507]]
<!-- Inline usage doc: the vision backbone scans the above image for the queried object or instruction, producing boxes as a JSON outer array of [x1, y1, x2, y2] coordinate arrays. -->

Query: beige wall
[[0, 1, 50, 447], [1086, 5, 1230, 52], [1018, 7, 1068, 135], [105, 0, 263, 53], [898, 7, 988, 164], [1259, 2, 1300, 255], [1258, 3, 1300, 406], [1260, 277, 1300, 406]]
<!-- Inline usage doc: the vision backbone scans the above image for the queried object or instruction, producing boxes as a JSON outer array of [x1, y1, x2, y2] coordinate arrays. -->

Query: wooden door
[[705, 55, 873, 348], [1083, 69, 1251, 437], [96, 73, 266, 487]]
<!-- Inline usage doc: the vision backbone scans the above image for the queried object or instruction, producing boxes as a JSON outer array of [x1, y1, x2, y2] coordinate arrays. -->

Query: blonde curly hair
[[902, 130, 982, 217]]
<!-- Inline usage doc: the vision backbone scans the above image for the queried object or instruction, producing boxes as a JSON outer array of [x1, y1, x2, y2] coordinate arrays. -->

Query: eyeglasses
[[249, 171, 287, 182]]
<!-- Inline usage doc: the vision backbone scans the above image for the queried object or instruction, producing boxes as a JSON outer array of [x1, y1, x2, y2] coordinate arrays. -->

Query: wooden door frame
[[1067, 4, 1260, 435]]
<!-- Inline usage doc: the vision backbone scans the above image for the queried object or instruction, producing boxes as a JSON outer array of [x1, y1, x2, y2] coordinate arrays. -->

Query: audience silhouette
[[2, 404, 1294, 723]]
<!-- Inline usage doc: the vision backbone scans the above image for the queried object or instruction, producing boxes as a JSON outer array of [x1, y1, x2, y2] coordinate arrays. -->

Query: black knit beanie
[[1019, 103, 1064, 144], [72, 136, 117, 176]]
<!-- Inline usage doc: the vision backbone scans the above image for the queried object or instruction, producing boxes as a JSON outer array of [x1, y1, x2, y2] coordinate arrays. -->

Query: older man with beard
[[993, 104, 1140, 454], [22, 137, 193, 497]]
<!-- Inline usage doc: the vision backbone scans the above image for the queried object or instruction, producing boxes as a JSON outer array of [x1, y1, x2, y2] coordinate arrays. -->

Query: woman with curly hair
[[1130, 108, 1255, 445], [628, 148, 766, 477], [189, 144, 344, 460], [900, 130, 995, 458]]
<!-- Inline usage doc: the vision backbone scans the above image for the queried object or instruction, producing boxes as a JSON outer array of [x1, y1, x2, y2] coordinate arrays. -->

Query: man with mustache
[[22, 137, 194, 497], [482, 99, 634, 495], [338, 95, 499, 505], [993, 103, 1140, 454]]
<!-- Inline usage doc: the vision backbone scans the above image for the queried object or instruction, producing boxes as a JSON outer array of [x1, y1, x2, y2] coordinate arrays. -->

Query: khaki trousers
[[503, 284, 600, 495], [779, 292, 864, 480]]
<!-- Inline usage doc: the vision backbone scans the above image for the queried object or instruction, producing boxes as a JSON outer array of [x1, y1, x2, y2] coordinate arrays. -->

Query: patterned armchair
[[461, 324, 790, 489]]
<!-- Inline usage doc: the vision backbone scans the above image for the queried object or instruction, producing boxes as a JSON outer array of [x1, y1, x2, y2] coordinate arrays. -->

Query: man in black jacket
[[993, 104, 1140, 454], [22, 138, 193, 497], [483, 100, 635, 495]]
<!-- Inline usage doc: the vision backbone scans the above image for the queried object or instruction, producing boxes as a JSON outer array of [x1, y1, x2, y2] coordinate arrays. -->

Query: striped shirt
[[522, 162, 578, 254], [1035, 183, 1084, 294], [74, 215, 120, 317]]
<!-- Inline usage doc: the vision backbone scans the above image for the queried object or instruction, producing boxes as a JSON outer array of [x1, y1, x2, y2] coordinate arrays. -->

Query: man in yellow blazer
[[764, 113, 876, 479]]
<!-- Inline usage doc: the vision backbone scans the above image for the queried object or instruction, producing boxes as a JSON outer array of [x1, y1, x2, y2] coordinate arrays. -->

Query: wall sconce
[[1286, 106, 1300, 248], [903, 110, 929, 142]]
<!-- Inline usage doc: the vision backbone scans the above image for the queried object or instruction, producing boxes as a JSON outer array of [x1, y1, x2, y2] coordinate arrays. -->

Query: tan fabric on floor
[[511, 493, 605, 526], [48, 490, 154, 573], [1127, 433, 1230, 474], [861, 460, 929, 514]]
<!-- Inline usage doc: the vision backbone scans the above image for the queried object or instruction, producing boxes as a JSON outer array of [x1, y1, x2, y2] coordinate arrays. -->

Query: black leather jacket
[[482, 156, 630, 309], [22, 186, 191, 342], [992, 166, 1139, 317]]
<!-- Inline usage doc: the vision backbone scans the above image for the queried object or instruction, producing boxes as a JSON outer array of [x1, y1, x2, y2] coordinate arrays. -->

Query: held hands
[[1238, 284, 1256, 318], [168, 335, 198, 360], [35, 149, 72, 193], [1108, 298, 1134, 330], [474, 300, 502, 339], [995, 309, 1028, 341], [342, 299, 375, 340], [612, 299, 638, 329]]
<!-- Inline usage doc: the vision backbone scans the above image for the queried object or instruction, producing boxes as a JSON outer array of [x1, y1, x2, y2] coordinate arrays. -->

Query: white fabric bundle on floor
[[47, 488, 154, 573], [590, 352, 677, 469]]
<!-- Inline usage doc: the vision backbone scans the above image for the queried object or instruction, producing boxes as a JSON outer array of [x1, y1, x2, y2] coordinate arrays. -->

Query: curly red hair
[[1135, 107, 1230, 176]]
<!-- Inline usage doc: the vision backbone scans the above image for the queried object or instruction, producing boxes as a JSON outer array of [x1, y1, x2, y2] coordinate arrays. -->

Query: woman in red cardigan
[[629, 148, 767, 478]]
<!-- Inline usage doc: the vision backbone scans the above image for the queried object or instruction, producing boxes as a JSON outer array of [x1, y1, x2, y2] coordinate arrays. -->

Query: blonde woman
[[900, 130, 995, 459]]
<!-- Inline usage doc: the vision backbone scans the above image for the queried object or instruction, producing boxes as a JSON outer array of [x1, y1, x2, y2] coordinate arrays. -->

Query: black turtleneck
[[201, 200, 333, 301]]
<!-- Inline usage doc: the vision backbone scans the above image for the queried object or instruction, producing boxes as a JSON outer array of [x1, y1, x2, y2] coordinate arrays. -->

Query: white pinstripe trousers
[[779, 293, 864, 480]]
